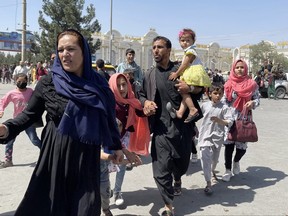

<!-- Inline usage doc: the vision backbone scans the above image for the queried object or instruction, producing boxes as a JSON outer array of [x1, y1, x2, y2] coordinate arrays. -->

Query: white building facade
[[92, 28, 267, 73]]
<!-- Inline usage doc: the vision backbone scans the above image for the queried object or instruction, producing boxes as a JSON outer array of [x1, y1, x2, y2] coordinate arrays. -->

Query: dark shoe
[[102, 208, 113, 216], [184, 112, 199, 123], [161, 209, 174, 216], [173, 181, 182, 196], [126, 162, 138, 171], [204, 186, 213, 195], [166, 102, 176, 119], [126, 163, 134, 171]]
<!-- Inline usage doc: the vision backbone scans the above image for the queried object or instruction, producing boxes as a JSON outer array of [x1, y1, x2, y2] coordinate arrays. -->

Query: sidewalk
[[0, 83, 287, 215]]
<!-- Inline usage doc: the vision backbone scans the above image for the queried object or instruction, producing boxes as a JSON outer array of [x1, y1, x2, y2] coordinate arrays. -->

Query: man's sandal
[[204, 186, 213, 195]]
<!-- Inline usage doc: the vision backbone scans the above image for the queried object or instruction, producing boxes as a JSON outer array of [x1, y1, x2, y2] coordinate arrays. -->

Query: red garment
[[224, 59, 258, 111], [109, 73, 150, 156], [36, 67, 47, 80], [109, 73, 142, 129], [128, 116, 150, 156]]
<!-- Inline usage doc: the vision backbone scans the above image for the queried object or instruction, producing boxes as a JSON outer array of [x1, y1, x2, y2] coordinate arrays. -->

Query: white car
[[257, 72, 288, 99], [275, 73, 288, 99]]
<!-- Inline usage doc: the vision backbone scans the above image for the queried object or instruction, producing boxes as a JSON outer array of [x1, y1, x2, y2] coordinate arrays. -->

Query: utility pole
[[109, 0, 113, 64], [21, 0, 27, 62]]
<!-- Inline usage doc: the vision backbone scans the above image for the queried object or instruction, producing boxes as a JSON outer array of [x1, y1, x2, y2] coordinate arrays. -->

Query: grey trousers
[[200, 146, 221, 182]]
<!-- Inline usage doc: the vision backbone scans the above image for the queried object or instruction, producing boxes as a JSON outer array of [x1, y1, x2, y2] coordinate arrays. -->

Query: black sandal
[[184, 112, 199, 123], [173, 181, 182, 196], [204, 186, 213, 195]]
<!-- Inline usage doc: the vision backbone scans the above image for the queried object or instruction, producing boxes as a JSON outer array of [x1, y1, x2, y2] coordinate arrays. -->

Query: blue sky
[[0, 0, 288, 49]]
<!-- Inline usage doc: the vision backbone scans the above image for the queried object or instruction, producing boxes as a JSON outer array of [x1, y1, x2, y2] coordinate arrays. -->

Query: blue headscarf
[[51, 29, 120, 146]]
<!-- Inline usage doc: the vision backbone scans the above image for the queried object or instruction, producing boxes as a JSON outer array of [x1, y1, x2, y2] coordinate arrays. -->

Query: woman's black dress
[[4, 74, 103, 216]]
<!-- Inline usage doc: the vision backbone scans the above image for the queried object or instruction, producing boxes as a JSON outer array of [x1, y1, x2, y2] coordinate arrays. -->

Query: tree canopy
[[34, 0, 101, 60], [249, 41, 288, 73]]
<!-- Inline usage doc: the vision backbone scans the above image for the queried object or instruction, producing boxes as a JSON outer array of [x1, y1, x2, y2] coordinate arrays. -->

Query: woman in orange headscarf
[[222, 59, 260, 182], [109, 73, 150, 207]]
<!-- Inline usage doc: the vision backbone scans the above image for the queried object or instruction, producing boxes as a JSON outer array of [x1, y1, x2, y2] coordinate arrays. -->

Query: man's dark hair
[[96, 59, 105, 69], [125, 48, 135, 56], [153, 36, 172, 49]]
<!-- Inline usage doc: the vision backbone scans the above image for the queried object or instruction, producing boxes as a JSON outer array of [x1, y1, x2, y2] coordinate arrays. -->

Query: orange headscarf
[[224, 59, 258, 111], [109, 73, 142, 129]]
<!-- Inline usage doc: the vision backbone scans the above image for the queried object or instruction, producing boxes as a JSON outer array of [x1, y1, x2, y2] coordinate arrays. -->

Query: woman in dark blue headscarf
[[0, 29, 123, 216]]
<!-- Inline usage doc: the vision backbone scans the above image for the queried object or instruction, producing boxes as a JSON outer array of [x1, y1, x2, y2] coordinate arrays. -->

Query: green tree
[[249, 41, 277, 72], [38, 0, 101, 60], [249, 41, 288, 73], [0, 52, 5, 65]]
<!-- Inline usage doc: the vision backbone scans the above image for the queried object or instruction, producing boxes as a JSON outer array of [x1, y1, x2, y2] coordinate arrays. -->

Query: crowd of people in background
[[2, 27, 286, 216], [254, 60, 287, 99], [0, 59, 53, 86]]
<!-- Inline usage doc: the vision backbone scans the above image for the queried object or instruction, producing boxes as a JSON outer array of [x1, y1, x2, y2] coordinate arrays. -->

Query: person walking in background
[[267, 71, 276, 99], [30, 63, 37, 85], [96, 58, 110, 81], [2, 64, 11, 84], [198, 82, 233, 194], [36, 61, 48, 82], [0, 29, 123, 216], [108, 73, 146, 207], [138, 36, 203, 216], [0, 73, 42, 169], [122, 68, 142, 98], [166, 28, 211, 123], [222, 59, 260, 182], [116, 48, 143, 84], [13, 61, 29, 82]]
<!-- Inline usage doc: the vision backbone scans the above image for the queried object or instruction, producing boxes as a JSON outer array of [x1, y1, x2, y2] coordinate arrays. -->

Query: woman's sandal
[[204, 186, 213, 195]]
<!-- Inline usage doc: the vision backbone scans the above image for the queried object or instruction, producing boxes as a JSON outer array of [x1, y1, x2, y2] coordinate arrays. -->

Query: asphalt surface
[[0, 83, 287, 216]]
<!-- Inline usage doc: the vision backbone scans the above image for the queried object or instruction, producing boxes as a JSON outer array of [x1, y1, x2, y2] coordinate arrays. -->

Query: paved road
[[0, 83, 287, 216]]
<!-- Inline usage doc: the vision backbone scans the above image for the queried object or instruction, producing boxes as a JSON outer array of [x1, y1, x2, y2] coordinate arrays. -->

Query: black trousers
[[151, 134, 191, 206], [224, 143, 246, 170], [191, 139, 197, 154]]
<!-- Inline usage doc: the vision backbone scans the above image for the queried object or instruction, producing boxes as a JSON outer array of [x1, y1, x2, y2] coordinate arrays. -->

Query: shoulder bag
[[228, 108, 258, 143]]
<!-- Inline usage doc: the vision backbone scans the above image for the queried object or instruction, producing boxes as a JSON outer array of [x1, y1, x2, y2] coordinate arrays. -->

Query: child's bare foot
[[175, 110, 183, 119]]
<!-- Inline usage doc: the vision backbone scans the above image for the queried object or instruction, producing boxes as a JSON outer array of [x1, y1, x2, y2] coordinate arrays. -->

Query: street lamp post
[[21, 0, 27, 62], [207, 45, 210, 69], [109, 0, 113, 64]]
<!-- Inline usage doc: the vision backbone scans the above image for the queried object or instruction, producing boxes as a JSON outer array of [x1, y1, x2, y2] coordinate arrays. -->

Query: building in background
[[0, 31, 34, 53], [92, 28, 234, 72]]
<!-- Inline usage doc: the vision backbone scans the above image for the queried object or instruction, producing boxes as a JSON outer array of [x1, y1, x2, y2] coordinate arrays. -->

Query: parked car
[[92, 63, 116, 76], [258, 72, 288, 99]]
